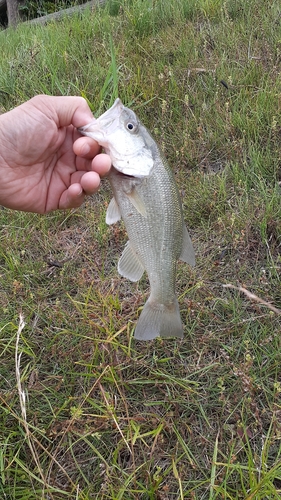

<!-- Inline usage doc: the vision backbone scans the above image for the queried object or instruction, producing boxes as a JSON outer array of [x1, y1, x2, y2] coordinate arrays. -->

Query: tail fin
[[134, 297, 184, 341]]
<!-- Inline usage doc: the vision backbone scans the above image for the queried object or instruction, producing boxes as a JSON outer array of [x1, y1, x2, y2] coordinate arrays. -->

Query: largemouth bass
[[79, 99, 195, 340]]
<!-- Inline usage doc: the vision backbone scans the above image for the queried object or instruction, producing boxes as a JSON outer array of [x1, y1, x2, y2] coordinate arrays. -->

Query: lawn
[[0, 0, 281, 498]]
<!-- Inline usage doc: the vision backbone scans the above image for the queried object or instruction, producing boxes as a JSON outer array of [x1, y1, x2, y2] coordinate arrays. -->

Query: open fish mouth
[[78, 98, 124, 144]]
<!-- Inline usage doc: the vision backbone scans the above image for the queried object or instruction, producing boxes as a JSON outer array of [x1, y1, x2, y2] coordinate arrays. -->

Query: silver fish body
[[79, 99, 195, 340]]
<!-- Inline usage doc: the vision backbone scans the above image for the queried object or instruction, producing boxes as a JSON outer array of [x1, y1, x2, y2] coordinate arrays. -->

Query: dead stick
[[223, 284, 281, 315]]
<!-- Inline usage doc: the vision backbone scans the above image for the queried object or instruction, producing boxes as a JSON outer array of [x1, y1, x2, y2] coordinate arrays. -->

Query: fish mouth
[[78, 98, 124, 145], [113, 169, 136, 179], [79, 98, 154, 178]]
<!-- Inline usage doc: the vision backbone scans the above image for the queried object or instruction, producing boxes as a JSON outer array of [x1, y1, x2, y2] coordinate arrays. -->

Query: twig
[[15, 315, 48, 492], [27, 0, 106, 25], [15, 315, 27, 420], [223, 284, 281, 315]]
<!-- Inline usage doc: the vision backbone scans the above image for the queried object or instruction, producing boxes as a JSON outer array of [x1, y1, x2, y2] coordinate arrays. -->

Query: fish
[[79, 98, 195, 340]]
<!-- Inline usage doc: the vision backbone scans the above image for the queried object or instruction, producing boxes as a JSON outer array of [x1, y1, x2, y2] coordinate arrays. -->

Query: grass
[[0, 0, 281, 498]]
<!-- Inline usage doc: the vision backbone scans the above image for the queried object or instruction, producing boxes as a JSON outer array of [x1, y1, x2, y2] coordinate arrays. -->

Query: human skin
[[0, 95, 111, 213]]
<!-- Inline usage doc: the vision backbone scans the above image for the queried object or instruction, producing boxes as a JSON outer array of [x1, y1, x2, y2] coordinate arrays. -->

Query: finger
[[58, 183, 85, 210], [33, 95, 94, 128], [71, 171, 101, 195], [92, 153, 111, 176], [73, 136, 101, 159], [76, 151, 112, 174], [59, 172, 102, 209], [81, 171, 102, 194]]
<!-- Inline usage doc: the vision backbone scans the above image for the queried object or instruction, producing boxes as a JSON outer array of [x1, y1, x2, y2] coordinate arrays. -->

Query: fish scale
[[79, 98, 195, 340]]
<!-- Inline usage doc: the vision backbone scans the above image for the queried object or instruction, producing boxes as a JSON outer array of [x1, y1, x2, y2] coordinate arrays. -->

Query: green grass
[[1, 0, 281, 498]]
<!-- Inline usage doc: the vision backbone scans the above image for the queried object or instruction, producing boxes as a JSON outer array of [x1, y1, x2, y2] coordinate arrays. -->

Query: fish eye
[[126, 121, 138, 133]]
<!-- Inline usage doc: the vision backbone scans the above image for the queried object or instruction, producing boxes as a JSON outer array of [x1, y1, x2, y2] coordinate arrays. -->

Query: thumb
[[30, 95, 95, 129]]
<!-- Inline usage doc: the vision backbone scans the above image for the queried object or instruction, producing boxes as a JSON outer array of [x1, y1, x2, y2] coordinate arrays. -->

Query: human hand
[[0, 95, 111, 213]]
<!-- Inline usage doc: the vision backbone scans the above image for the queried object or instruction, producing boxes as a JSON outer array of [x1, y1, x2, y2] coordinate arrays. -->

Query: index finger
[[73, 135, 101, 159]]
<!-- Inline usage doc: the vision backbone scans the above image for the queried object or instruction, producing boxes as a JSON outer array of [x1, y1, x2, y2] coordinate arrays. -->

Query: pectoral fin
[[118, 241, 145, 282], [179, 224, 196, 267], [126, 189, 147, 218], [106, 197, 121, 225]]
